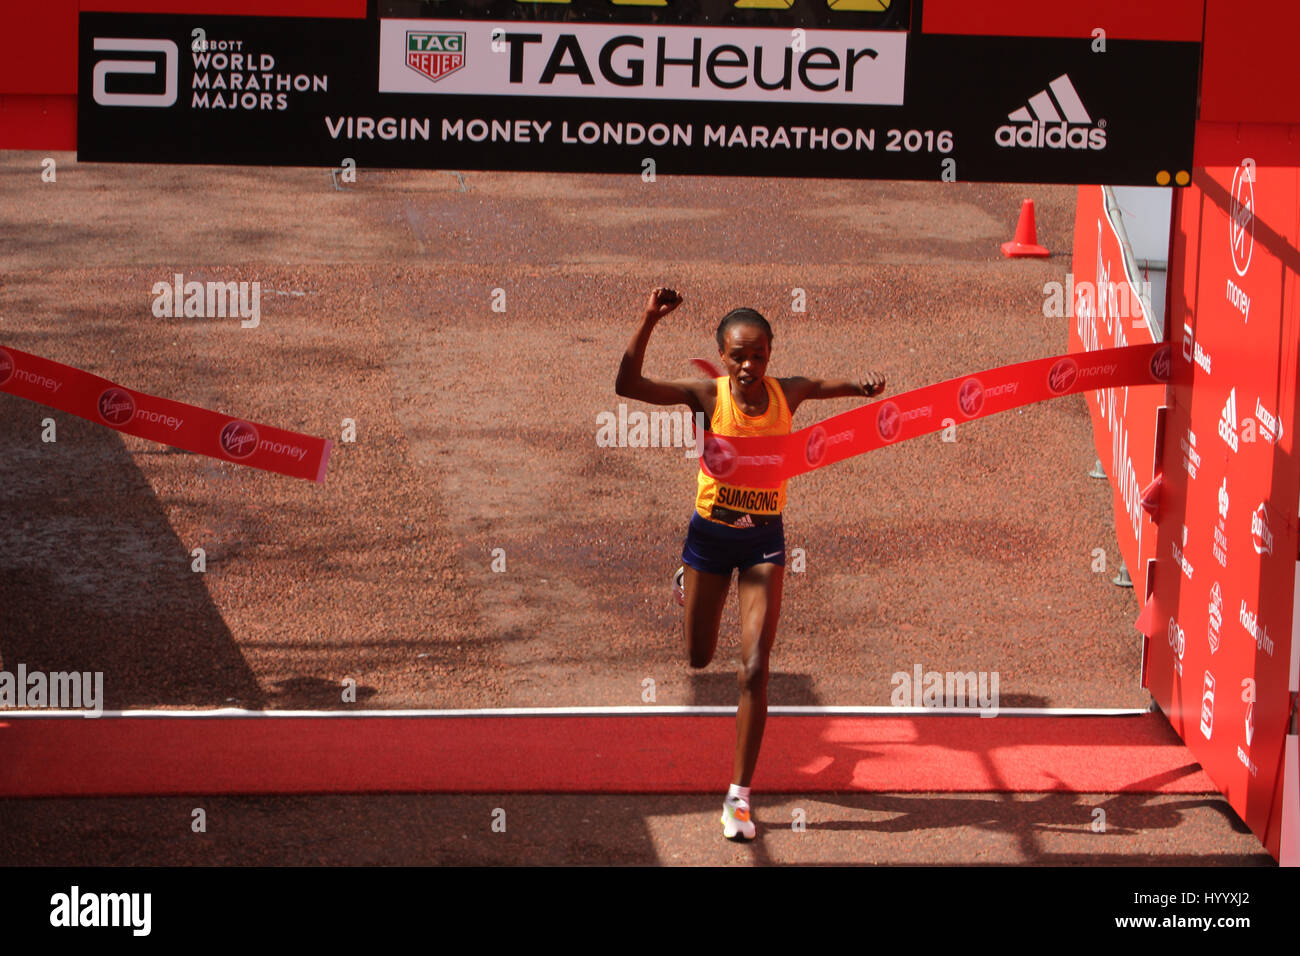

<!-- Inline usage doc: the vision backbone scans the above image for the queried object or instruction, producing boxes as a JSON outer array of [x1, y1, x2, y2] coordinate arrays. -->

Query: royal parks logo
[[406, 31, 466, 83]]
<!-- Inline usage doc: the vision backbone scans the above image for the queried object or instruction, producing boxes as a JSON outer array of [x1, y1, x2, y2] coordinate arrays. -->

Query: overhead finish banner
[[77, 6, 1199, 184]]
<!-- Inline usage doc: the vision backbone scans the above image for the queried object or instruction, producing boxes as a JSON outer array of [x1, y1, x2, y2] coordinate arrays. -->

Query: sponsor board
[[77, 12, 1199, 184]]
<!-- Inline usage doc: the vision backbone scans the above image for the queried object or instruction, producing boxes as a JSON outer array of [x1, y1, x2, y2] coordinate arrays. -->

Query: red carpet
[[0, 713, 1215, 796]]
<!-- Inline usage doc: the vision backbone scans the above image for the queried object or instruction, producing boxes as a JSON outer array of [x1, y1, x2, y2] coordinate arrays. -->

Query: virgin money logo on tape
[[876, 402, 901, 442], [220, 420, 260, 460], [98, 388, 136, 427], [0, 348, 13, 386], [1149, 344, 1171, 382], [994, 73, 1106, 151], [958, 377, 984, 417], [1251, 503, 1274, 556], [804, 426, 827, 467], [1047, 357, 1077, 395], [378, 19, 907, 106], [702, 436, 737, 479], [407, 30, 465, 82]]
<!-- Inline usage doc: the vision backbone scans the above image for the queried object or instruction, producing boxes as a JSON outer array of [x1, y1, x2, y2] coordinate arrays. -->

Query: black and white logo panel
[[78, 12, 1199, 185]]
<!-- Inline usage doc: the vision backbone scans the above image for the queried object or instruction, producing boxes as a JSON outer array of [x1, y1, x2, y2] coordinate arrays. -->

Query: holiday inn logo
[[406, 30, 466, 83]]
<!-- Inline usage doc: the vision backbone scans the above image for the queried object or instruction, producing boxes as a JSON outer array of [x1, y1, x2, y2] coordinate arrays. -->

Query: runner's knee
[[737, 657, 769, 694]]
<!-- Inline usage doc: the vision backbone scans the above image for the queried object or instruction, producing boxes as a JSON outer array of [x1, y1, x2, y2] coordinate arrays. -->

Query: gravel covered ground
[[0, 154, 1145, 711], [1, 152, 1265, 865]]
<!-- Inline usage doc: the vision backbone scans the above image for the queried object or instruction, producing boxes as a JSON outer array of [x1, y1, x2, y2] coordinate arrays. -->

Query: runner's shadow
[[0, 394, 264, 708], [689, 671, 820, 706], [263, 676, 379, 709]]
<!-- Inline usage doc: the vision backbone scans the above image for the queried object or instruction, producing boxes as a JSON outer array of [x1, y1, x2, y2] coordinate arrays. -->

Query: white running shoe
[[673, 566, 685, 606], [721, 798, 756, 840]]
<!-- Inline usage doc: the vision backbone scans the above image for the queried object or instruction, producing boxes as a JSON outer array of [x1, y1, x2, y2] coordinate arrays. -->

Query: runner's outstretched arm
[[779, 372, 887, 415]]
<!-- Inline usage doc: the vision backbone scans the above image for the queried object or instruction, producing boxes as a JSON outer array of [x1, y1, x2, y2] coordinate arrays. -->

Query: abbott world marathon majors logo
[[0, 348, 14, 387], [995, 73, 1106, 151], [90, 38, 178, 108], [91, 33, 328, 112]]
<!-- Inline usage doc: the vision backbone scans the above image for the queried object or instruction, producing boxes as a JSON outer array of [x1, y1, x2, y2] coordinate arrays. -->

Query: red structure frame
[[2, 0, 1298, 862]]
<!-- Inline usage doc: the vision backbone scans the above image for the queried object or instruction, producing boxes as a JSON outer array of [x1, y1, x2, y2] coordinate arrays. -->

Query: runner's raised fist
[[645, 287, 683, 320]]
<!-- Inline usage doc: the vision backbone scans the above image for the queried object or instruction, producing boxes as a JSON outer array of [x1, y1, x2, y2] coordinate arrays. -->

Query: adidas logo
[[1218, 388, 1240, 451], [995, 73, 1107, 151]]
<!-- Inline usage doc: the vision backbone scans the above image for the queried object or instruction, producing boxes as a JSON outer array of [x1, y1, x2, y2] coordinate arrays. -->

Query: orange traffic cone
[[1001, 199, 1049, 258]]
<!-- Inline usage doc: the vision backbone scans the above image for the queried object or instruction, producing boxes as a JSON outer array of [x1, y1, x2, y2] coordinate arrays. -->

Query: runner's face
[[719, 325, 770, 389]]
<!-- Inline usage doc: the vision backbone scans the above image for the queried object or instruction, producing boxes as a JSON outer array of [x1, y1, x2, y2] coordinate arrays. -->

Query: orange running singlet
[[695, 376, 791, 524]]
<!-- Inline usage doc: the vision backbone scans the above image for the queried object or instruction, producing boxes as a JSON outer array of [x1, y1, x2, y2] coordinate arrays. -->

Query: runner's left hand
[[860, 372, 886, 397]]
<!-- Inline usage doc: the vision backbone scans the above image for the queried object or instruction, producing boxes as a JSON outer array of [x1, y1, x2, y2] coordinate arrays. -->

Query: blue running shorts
[[681, 511, 785, 576]]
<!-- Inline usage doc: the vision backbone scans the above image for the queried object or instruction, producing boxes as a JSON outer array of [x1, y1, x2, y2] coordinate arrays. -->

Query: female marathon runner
[[615, 287, 886, 841]]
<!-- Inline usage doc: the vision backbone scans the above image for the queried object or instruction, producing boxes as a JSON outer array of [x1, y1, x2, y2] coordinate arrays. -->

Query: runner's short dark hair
[[716, 308, 773, 350]]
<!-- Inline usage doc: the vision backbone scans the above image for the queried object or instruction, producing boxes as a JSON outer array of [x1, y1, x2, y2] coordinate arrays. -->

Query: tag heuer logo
[[406, 31, 466, 83]]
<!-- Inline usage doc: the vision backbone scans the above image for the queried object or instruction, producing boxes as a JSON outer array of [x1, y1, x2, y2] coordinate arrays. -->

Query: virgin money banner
[[699, 342, 1170, 488], [1068, 185, 1162, 598], [1147, 162, 1300, 860], [0, 346, 332, 483], [76, 10, 1198, 184]]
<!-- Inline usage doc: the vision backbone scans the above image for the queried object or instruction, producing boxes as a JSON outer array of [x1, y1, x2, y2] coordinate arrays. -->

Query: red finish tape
[[700, 343, 1171, 488], [0, 346, 332, 483]]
